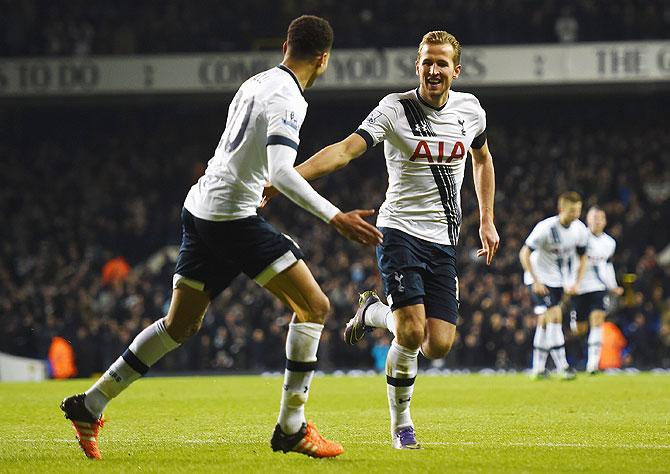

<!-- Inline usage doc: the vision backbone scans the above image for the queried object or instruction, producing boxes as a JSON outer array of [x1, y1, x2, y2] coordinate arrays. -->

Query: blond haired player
[[519, 192, 588, 379], [264, 30, 499, 449]]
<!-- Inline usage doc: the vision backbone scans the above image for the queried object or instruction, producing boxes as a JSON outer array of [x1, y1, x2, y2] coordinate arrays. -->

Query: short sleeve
[[578, 223, 589, 247], [355, 96, 397, 148], [476, 101, 487, 137], [265, 88, 307, 151], [525, 221, 547, 250]]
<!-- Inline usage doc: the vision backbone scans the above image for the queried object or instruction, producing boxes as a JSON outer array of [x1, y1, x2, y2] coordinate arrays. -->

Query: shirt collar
[[415, 87, 449, 111], [277, 64, 304, 97]]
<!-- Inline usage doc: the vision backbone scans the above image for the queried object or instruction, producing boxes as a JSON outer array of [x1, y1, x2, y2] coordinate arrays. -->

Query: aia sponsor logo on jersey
[[409, 140, 465, 163]]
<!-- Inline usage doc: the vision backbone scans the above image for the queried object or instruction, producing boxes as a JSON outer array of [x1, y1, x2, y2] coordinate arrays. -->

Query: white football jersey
[[578, 231, 618, 294], [184, 65, 307, 221], [356, 88, 487, 245], [523, 216, 588, 288]]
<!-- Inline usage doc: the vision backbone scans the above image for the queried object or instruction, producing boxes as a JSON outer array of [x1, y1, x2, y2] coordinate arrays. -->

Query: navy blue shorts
[[571, 291, 609, 321], [529, 285, 564, 314], [375, 227, 459, 324], [174, 208, 304, 298]]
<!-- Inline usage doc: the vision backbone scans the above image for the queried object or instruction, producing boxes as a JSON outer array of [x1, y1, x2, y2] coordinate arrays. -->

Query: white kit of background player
[[520, 192, 588, 379]]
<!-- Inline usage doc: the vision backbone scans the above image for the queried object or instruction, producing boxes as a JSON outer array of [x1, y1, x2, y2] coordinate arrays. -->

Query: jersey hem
[[183, 202, 257, 222], [376, 219, 456, 246]]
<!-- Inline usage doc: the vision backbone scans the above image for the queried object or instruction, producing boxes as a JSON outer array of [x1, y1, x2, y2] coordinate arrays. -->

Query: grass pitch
[[1, 372, 669, 473]]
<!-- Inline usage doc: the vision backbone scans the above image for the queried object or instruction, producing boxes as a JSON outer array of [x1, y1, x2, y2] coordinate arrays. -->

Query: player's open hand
[[330, 210, 383, 246], [564, 285, 579, 296], [260, 182, 279, 208], [477, 220, 500, 265], [532, 281, 549, 296], [611, 286, 624, 296]]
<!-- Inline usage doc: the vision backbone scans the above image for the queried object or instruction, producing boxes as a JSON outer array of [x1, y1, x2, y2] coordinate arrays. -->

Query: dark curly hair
[[286, 15, 333, 59]]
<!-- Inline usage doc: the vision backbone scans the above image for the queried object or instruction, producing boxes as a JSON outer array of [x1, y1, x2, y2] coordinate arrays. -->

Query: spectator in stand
[[1, 96, 668, 373], [1, 0, 669, 57]]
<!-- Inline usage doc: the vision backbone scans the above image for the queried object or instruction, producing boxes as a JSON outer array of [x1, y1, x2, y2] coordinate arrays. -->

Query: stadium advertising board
[[0, 41, 668, 96]]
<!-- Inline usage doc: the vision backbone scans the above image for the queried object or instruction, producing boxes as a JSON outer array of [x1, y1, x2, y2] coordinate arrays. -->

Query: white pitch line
[[14, 439, 670, 450]]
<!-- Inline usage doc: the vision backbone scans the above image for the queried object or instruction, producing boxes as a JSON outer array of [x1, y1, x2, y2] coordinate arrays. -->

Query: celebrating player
[[59, 15, 383, 460], [264, 30, 499, 449], [572, 206, 624, 373], [519, 192, 588, 380]]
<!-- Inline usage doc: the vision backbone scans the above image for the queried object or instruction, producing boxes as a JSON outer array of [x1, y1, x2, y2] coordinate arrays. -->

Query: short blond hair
[[558, 191, 582, 206], [417, 31, 462, 65]]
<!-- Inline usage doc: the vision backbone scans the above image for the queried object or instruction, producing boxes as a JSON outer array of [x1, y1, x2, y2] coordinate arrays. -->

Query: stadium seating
[[1, 0, 669, 57], [1, 95, 668, 374]]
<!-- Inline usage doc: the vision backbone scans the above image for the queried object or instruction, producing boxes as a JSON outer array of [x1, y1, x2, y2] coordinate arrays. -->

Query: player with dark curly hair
[[60, 15, 381, 460]]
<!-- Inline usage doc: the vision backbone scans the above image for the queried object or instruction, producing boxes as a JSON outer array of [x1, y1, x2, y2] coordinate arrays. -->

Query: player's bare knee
[[182, 320, 203, 340], [165, 315, 203, 343], [396, 323, 424, 350], [436, 340, 454, 358], [547, 306, 562, 323], [422, 339, 453, 359], [304, 293, 330, 324]]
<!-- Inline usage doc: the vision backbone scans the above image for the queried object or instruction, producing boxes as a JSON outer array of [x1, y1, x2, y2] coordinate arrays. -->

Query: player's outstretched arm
[[260, 133, 367, 207], [296, 132, 368, 180], [267, 143, 381, 246], [471, 141, 500, 265]]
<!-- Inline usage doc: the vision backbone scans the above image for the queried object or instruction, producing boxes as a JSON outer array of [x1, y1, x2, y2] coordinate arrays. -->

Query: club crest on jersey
[[282, 110, 299, 131], [458, 118, 466, 135], [409, 140, 465, 163]]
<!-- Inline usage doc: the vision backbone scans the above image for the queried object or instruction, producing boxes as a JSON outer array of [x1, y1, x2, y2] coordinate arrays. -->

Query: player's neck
[[280, 60, 312, 91], [558, 216, 571, 227], [417, 88, 449, 109]]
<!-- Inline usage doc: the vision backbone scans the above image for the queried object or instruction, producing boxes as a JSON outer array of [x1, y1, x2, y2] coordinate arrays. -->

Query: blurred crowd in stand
[[1, 95, 669, 376], [2, 0, 670, 57]]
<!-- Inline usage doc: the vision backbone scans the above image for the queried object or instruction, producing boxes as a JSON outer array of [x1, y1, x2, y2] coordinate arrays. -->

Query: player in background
[[264, 30, 499, 449], [572, 206, 624, 373], [519, 192, 588, 380], [59, 15, 383, 460]]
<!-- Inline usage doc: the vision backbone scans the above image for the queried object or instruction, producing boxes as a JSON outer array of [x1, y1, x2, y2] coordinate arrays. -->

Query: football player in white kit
[[519, 192, 589, 380], [264, 30, 499, 449], [59, 15, 383, 460], [572, 207, 623, 373]]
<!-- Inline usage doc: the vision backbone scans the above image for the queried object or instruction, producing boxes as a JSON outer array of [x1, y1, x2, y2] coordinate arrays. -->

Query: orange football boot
[[271, 421, 344, 458], [60, 393, 105, 459]]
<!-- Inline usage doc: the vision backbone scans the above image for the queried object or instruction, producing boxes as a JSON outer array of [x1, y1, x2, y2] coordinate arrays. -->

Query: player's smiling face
[[416, 43, 461, 107]]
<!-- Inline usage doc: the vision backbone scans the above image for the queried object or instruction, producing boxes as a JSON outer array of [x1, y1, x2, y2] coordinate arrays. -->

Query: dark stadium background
[[1, 0, 668, 378]]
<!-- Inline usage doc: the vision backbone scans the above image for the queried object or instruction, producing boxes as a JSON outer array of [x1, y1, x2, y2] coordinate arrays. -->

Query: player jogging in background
[[572, 206, 623, 374], [60, 15, 382, 460], [264, 30, 499, 449], [519, 192, 588, 380]]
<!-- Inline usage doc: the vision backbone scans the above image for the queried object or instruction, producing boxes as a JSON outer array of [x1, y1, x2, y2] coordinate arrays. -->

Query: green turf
[[1, 373, 669, 473]]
